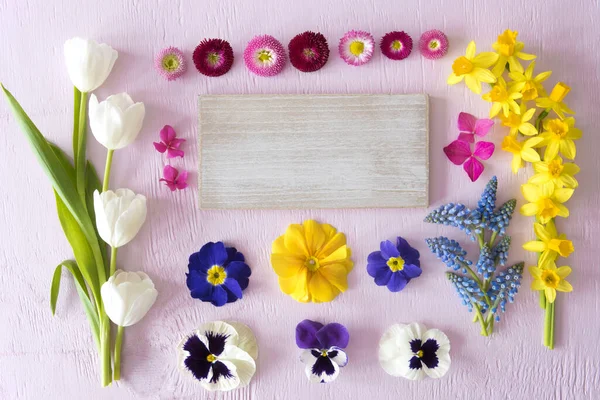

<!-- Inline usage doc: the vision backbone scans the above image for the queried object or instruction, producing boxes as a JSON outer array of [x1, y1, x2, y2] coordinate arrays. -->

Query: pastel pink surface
[[0, 1, 599, 399]]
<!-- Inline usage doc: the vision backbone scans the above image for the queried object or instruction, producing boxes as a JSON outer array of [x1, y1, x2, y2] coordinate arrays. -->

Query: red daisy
[[380, 31, 413, 60], [193, 38, 234, 77], [288, 31, 330, 72]]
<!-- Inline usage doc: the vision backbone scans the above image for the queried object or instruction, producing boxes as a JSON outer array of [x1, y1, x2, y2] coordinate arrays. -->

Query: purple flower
[[296, 320, 349, 383], [367, 237, 422, 292], [186, 242, 251, 307]]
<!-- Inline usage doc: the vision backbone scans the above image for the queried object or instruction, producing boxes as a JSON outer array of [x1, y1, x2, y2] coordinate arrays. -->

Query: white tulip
[[89, 93, 145, 150], [93, 189, 147, 248], [64, 37, 118, 93], [101, 270, 158, 327]]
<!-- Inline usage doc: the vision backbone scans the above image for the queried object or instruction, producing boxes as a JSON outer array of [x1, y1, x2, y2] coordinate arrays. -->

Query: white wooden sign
[[199, 94, 429, 209]]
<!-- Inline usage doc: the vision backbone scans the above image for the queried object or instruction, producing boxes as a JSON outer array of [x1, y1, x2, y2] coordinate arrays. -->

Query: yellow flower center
[[162, 54, 180, 72], [303, 48, 316, 59], [258, 50, 273, 63], [501, 135, 522, 154], [502, 112, 521, 129], [538, 198, 560, 221], [541, 269, 560, 289], [386, 256, 405, 272], [546, 119, 569, 139], [548, 239, 574, 257], [206, 265, 227, 286], [429, 40, 439, 49], [549, 82, 571, 102], [496, 30, 518, 56], [206, 354, 217, 363], [207, 52, 221, 66], [416, 350, 424, 358], [488, 84, 509, 102], [305, 256, 321, 272], [452, 56, 474, 76], [349, 41, 365, 56], [521, 81, 539, 101], [391, 40, 402, 51], [547, 159, 564, 178], [321, 350, 328, 357]]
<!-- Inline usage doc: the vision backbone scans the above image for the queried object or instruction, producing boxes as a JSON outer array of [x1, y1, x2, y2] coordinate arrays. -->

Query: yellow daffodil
[[501, 135, 543, 173], [536, 82, 575, 119], [448, 41, 498, 94], [530, 156, 579, 189], [271, 220, 353, 303], [523, 220, 575, 267], [508, 61, 551, 101], [520, 182, 574, 223], [500, 105, 538, 136], [491, 30, 536, 76], [482, 77, 522, 118], [529, 262, 573, 303], [538, 117, 582, 160]]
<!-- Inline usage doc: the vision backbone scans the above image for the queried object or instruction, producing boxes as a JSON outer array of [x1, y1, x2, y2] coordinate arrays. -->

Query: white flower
[[93, 189, 147, 248], [379, 322, 451, 380], [177, 321, 258, 391], [300, 347, 348, 383], [89, 93, 145, 150], [101, 269, 158, 327], [64, 37, 118, 92]]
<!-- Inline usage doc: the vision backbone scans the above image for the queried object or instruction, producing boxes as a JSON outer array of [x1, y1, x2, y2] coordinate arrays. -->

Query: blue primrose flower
[[367, 237, 422, 292], [186, 241, 251, 307]]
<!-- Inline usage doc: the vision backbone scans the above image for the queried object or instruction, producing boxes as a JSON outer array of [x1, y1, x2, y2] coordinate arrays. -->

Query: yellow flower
[[482, 77, 522, 118], [271, 220, 353, 303], [500, 105, 538, 136], [491, 30, 536, 76], [448, 41, 498, 94], [523, 220, 575, 267], [501, 135, 543, 173], [538, 117, 582, 160], [529, 262, 573, 303], [536, 82, 575, 119], [530, 156, 579, 189], [520, 182, 574, 223], [508, 61, 551, 101]]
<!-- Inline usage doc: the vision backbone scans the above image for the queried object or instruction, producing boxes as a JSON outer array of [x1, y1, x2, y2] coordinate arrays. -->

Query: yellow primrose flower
[[271, 220, 353, 303], [538, 117, 582, 160], [501, 135, 543, 173], [508, 61, 551, 101], [530, 156, 579, 189], [523, 220, 575, 267], [536, 82, 575, 119], [529, 262, 573, 303], [491, 30, 536, 76], [482, 77, 522, 118], [520, 182, 574, 223], [500, 105, 538, 136], [448, 41, 498, 94]]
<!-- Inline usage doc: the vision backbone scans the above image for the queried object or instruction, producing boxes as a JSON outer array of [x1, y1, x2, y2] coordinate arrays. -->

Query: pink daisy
[[380, 31, 413, 60], [338, 30, 375, 66], [288, 31, 330, 72], [244, 35, 286, 77], [193, 38, 234, 77], [419, 30, 449, 60], [155, 47, 186, 81]]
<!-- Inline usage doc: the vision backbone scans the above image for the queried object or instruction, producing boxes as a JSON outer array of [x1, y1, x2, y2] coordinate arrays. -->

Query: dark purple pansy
[[367, 237, 422, 292]]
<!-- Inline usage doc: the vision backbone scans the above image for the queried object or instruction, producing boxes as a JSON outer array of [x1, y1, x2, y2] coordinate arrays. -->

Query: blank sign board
[[199, 94, 429, 209]]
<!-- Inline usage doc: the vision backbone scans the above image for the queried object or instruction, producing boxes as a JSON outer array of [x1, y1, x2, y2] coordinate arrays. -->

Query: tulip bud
[[89, 93, 145, 150], [64, 37, 118, 93], [93, 189, 147, 248], [101, 270, 158, 327]]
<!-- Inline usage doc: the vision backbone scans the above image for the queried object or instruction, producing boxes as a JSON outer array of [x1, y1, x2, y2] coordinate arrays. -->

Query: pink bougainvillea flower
[[160, 165, 188, 191], [288, 31, 330, 72], [419, 30, 449, 60], [193, 38, 234, 77], [244, 35, 286, 77], [339, 30, 375, 66], [457, 112, 494, 143], [153, 125, 185, 158], [444, 140, 495, 182], [155, 47, 187, 81], [380, 31, 413, 60]]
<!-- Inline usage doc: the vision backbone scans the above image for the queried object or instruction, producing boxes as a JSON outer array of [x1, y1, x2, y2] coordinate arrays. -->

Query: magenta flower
[[419, 30, 449, 60], [244, 35, 286, 77], [338, 30, 374, 66], [380, 31, 413, 60], [457, 112, 494, 143], [160, 165, 188, 191], [153, 125, 185, 158], [288, 31, 330, 73], [155, 47, 187, 81], [193, 38, 234, 77], [444, 140, 495, 182]]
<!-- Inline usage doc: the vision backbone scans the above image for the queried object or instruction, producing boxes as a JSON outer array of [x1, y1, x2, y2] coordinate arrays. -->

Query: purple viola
[[367, 237, 422, 292], [296, 320, 349, 383]]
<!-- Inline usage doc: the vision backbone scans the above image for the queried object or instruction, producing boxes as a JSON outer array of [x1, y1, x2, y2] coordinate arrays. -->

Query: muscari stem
[[114, 325, 124, 381], [102, 149, 114, 192]]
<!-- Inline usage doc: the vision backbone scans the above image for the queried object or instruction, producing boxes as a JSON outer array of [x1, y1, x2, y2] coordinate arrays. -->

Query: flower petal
[[463, 157, 484, 182], [223, 278, 243, 301], [303, 220, 327, 256], [473, 141, 495, 160], [443, 140, 472, 165], [328, 347, 348, 367], [316, 323, 350, 349], [380, 240, 400, 259], [218, 346, 256, 388], [464, 74, 482, 94], [474, 118, 494, 137], [523, 240, 547, 252], [296, 320, 324, 349], [402, 263, 422, 279], [284, 224, 309, 257], [556, 266, 572, 279], [226, 322, 258, 360], [520, 202, 539, 216], [308, 271, 338, 303], [387, 272, 408, 292], [271, 253, 305, 278], [318, 263, 349, 292], [457, 112, 477, 133]]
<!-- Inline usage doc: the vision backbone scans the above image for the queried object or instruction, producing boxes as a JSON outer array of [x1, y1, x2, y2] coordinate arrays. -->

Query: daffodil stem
[[539, 290, 546, 309], [109, 247, 117, 276], [535, 108, 550, 133], [114, 325, 124, 381], [76, 91, 88, 204], [544, 299, 555, 349], [102, 149, 114, 192]]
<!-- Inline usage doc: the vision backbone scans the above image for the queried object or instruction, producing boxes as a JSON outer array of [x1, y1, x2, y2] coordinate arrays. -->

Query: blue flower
[[425, 237, 472, 272], [446, 272, 487, 313], [475, 243, 495, 279], [186, 242, 251, 307], [477, 175, 497, 223], [423, 203, 482, 239], [367, 237, 422, 292], [489, 199, 516, 235], [488, 263, 524, 319], [492, 235, 511, 266]]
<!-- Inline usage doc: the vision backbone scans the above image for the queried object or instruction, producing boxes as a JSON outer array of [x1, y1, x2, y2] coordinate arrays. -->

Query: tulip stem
[[109, 247, 118, 276], [76, 91, 88, 204], [100, 316, 112, 386], [102, 149, 114, 192], [114, 325, 124, 381]]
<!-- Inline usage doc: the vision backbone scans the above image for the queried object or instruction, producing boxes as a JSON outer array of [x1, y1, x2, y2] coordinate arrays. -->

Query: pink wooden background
[[1, 0, 599, 399]]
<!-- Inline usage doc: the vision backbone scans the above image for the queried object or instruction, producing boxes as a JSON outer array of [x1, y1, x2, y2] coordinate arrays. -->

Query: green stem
[[76, 91, 88, 204], [549, 301, 555, 349], [114, 325, 124, 381], [102, 149, 114, 192], [100, 316, 112, 386], [460, 261, 493, 308], [539, 290, 547, 309], [473, 304, 488, 336], [72, 87, 81, 161], [488, 231, 498, 248], [544, 299, 555, 348], [535, 108, 550, 133], [109, 247, 118, 276]]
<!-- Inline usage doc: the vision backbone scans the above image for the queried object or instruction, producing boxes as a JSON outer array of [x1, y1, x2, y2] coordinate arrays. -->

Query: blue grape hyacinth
[[425, 177, 523, 337]]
